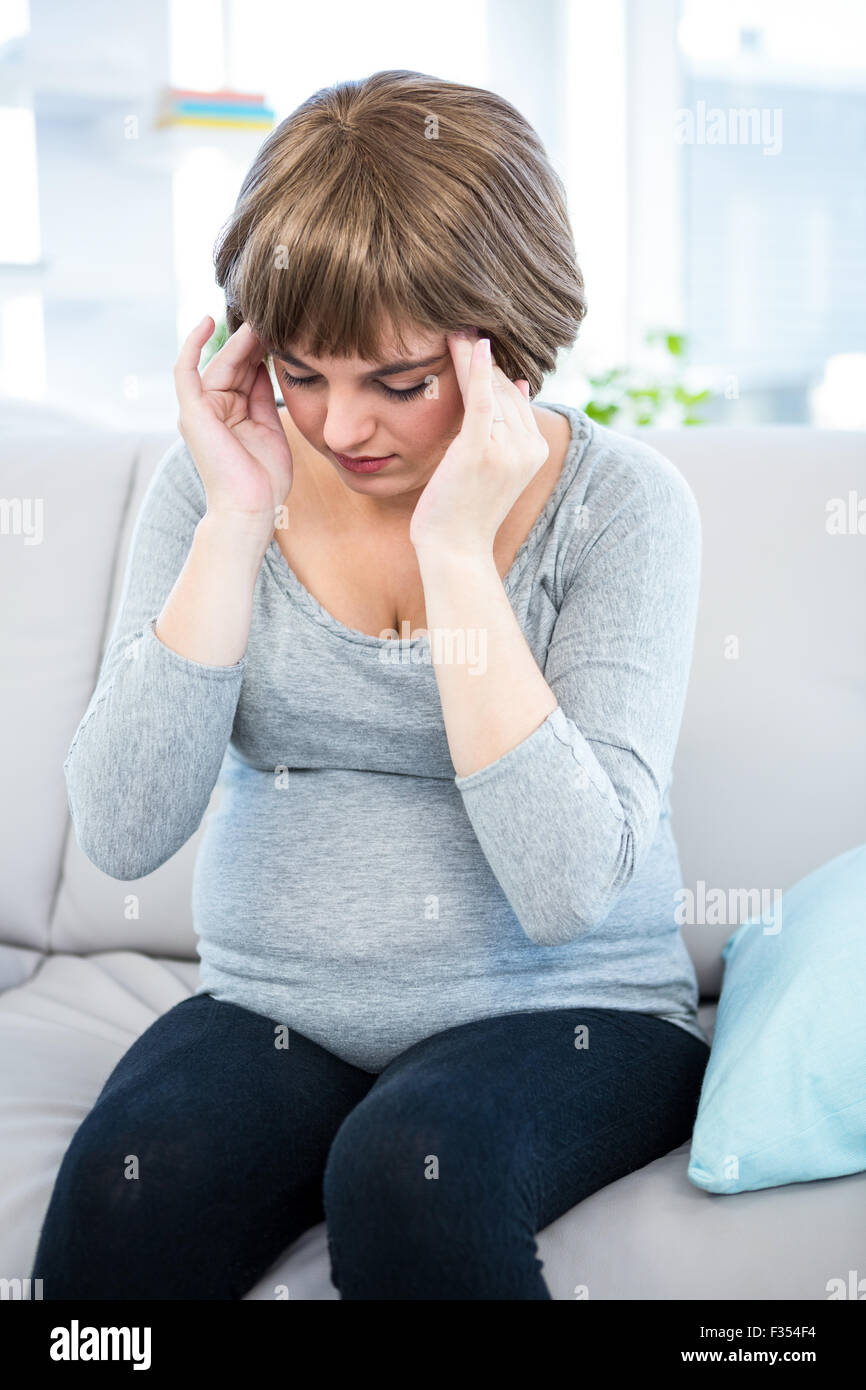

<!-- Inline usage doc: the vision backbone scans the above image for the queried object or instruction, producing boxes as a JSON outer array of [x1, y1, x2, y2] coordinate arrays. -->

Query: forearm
[[415, 548, 557, 777], [155, 510, 272, 667]]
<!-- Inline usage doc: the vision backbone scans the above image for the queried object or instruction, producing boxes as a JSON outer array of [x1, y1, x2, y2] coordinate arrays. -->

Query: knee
[[50, 1108, 136, 1218], [32, 1114, 139, 1297], [323, 1085, 474, 1218], [322, 1081, 531, 1254], [33, 1087, 207, 1297], [322, 1095, 462, 1293], [321, 1088, 543, 1299]]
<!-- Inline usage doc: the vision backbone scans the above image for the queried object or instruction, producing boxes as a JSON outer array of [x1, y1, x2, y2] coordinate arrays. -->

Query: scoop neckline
[[262, 401, 594, 650]]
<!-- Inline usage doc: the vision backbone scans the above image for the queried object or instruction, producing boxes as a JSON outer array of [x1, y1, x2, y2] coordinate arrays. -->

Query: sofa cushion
[[0, 944, 45, 993], [0, 951, 200, 1284], [532, 1134, 866, 1301], [688, 841, 866, 1195], [4, 964, 864, 1300]]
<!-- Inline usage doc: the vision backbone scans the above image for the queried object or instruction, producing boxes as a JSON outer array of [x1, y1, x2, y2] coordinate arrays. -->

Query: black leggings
[[31, 994, 710, 1299]]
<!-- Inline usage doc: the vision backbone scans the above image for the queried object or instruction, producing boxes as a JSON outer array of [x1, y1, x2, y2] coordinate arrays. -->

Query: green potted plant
[[582, 330, 712, 427]]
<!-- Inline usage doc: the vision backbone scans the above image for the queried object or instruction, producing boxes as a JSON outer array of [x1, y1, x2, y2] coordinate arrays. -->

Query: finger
[[447, 335, 473, 406], [173, 315, 214, 410], [462, 337, 496, 447], [446, 329, 478, 406], [493, 365, 535, 431], [202, 321, 264, 391], [247, 359, 281, 426], [228, 346, 266, 402], [490, 364, 523, 434]]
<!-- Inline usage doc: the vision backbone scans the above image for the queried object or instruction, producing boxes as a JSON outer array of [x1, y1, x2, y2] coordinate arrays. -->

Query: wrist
[[201, 507, 273, 545], [197, 510, 274, 568], [414, 542, 497, 577]]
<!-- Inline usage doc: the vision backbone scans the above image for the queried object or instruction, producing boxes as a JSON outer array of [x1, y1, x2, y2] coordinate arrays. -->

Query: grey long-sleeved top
[[64, 403, 708, 1071]]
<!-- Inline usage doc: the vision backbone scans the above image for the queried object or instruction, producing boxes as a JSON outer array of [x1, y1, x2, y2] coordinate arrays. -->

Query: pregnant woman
[[32, 70, 710, 1300]]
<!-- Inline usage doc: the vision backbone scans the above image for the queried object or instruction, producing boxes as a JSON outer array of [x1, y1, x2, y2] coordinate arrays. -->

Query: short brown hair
[[213, 69, 587, 395]]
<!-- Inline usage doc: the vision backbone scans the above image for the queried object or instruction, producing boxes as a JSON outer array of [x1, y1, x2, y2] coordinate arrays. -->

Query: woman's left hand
[[409, 330, 550, 557]]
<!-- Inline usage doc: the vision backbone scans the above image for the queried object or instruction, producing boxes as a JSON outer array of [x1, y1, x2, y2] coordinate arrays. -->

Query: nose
[[321, 392, 381, 456]]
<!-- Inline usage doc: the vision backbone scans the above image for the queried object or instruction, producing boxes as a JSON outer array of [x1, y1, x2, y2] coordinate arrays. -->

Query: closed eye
[[280, 369, 429, 402]]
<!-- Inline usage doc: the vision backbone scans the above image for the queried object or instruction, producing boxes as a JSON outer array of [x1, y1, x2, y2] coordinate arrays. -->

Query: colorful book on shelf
[[155, 87, 275, 131]]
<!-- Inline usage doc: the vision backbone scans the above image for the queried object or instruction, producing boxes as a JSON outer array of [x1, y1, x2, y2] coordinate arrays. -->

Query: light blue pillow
[[688, 842, 866, 1194]]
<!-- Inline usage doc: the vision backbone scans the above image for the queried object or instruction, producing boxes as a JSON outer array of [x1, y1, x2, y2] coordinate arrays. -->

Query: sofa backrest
[[638, 424, 866, 993], [1, 415, 197, 977], [2, 407, 864, 999]]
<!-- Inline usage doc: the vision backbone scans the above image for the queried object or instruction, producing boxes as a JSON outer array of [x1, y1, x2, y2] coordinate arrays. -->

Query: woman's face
[[272, 320, 467, 497]]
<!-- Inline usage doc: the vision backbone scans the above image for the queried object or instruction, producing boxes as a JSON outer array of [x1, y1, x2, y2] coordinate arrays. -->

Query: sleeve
[[453, 452, 701, 947], [63, 437, 248, 880]]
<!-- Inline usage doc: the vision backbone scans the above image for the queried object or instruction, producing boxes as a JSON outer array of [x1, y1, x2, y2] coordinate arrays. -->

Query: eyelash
[[280, 370, 428, 402]]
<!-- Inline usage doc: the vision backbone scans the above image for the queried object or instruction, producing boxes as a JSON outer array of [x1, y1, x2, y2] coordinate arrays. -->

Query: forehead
[[288, 321, 447, 369]]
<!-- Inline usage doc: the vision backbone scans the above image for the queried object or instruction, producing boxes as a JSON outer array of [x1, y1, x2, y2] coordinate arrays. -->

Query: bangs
[[221, 142, 444, 365]]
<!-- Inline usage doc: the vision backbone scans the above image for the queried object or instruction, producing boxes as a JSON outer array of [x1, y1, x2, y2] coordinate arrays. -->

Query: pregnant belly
[[191, 764, 525, 968]]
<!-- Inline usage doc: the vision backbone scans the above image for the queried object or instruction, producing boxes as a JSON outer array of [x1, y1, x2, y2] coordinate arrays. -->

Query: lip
[[333, 452, 396, 474]]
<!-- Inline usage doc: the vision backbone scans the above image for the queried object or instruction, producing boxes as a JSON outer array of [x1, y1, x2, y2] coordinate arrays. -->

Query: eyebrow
[[273, 350, 446, 380]]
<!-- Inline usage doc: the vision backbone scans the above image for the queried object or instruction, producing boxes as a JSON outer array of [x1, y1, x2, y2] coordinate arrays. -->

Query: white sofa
[[2, 399, 865, 1299]]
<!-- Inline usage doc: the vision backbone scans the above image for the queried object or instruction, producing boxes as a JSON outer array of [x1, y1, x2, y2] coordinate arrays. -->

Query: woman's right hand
[[174, 316, 293, 535]]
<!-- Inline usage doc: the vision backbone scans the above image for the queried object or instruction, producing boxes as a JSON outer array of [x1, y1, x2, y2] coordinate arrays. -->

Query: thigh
[[33, 993, 375, 1299], [357, 1006, 710, 1235]]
